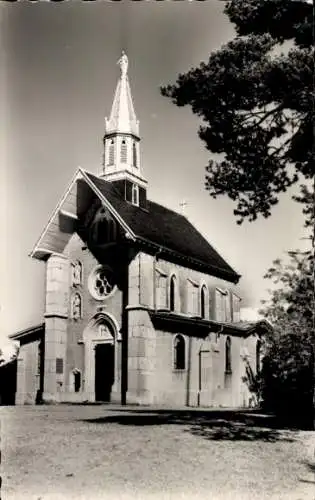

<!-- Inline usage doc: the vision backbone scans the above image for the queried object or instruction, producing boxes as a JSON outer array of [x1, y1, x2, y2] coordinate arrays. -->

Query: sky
[[0, 1, 309, 343]]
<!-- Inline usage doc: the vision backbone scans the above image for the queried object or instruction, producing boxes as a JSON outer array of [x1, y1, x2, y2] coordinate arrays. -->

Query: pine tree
[[161, 0, 313, 224]]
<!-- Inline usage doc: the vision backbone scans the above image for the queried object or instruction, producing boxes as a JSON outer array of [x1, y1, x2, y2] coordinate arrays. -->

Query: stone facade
[[56, 233, 124, 403], [16, 340, 41, 405], [13, 239, 260, 407]]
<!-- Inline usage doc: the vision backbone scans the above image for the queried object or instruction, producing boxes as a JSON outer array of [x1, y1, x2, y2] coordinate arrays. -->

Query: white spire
[[101, 53, 146, 188], [105, 52, 139, 137]]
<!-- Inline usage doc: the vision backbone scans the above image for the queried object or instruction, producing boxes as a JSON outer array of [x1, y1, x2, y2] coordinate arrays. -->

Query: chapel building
[[11, 53, 270, 407]]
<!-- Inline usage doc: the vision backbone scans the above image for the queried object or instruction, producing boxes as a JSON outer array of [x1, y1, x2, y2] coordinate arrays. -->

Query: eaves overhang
[[135, 237, 241, 284], [9, 323, 45, 344], [149, 310, 272, 338], [30, 168, 137, 261]]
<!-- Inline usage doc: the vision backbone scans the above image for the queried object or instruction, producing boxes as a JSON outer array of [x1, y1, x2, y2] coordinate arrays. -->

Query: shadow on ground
[[81, 408, 297, 442], [298, 461, 315, 484]]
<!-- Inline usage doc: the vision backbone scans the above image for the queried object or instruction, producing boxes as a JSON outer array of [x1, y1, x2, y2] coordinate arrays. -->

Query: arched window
[[174, 334, 186, 370], [256, 339, 261, 374], [200, 285, 207, 319], [108, 218, 116, 241], [131, 184, 139, 206], [71, 293, 82, 320], [74, 369, 81, 392], [133, 142, 137, 167], [91, 208, 117, 245], [169, 275, 177, 312], [225, 336, 232, 373], [69, 369, 81, 393], [108, 140, 115, 166], [121, 139, 127, 163], [98, 216, 109, 244]]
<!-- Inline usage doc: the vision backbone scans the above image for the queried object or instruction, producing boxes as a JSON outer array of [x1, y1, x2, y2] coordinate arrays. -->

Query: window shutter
[[133, 142, 137, 167], [121, 139, 127, 163], [108, 140, 115, 165]]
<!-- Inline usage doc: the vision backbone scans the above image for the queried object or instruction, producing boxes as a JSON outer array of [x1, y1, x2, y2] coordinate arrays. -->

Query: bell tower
[[101, 52, 147, 207]]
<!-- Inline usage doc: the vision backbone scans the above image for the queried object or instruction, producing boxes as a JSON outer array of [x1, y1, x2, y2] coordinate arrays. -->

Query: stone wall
[[21, 240, 258, 407], [127, 309, 156, 405], [16, 340, 40, 405], [126, 251, 256, 408], [134, 253, 241, 318], [241, 335, 261, 406], [43, 253, 69, 402], [62, 233, 123, 402], [154, 330, 249, 408]]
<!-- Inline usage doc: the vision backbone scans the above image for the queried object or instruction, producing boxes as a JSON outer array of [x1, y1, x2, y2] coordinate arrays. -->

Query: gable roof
[[84, 172, 240, 282], [9, 323, 45, 344], [31, 169, 240, 283]]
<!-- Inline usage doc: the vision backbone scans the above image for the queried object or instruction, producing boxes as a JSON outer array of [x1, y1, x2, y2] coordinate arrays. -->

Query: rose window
[[89, 266, 116, 300]]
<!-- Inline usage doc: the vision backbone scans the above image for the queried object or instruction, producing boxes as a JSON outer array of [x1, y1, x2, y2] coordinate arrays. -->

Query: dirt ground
[[1, 405, 315, 500]]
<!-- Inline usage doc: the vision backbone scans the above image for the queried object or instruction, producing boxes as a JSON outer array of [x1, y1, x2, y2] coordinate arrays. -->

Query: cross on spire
[[180, 201, 188, 216]]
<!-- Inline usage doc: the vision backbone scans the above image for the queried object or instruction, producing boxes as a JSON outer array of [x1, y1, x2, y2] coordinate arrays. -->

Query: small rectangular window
[[174, 335, 186, 370], [56, 358, 64, 374], [121, 140, 127, 163], [108, 140, 115, 166], [74, 371, 81, 392]]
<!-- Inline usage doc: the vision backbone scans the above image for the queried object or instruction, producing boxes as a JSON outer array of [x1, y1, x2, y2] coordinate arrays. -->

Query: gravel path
[[1, 405, 315, 500]]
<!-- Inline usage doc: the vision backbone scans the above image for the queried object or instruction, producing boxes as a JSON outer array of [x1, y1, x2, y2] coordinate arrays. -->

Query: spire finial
[[104, 50, 139, 136], [117, 51, 128, 78]]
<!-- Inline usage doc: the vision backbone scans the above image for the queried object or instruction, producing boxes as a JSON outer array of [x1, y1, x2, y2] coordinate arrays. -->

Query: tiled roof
[[85, 172, 240, 283], [149, 311, 272, 337], [226, 320, 273, 334]]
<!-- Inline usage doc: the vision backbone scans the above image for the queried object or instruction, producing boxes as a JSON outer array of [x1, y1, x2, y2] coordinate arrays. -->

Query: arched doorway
[[83, 313, 119, 402], [94, 324, 115, 402]]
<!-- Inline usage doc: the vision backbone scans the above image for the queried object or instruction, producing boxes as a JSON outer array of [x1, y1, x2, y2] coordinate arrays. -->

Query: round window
[[88, 265, 116, 300]]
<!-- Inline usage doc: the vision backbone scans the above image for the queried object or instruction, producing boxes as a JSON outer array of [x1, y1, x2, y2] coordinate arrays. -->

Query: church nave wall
[[134, 252, 241, 321]]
